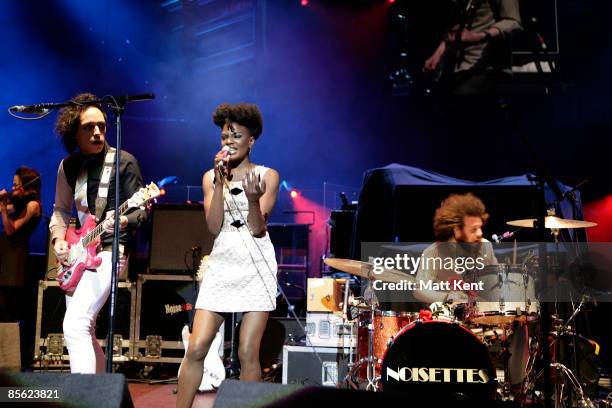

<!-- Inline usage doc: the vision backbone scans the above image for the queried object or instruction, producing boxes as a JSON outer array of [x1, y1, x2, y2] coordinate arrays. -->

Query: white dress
[[195, 165, 278, 312]]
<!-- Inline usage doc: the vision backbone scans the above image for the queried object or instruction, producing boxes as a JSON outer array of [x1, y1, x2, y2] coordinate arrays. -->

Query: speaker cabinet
[[0, 372, 133, 407], [214, 379, 402, 407], [148, 204, 214, 273], [0, 323, 20, 371]]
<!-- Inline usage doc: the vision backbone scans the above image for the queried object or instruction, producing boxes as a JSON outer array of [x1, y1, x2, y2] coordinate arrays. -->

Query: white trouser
[[63, 250, 125, 374]]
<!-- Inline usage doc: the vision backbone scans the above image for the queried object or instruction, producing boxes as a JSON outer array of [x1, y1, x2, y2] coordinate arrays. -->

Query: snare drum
[[469, 264, 539, 325], [381, 320, 496, 400]]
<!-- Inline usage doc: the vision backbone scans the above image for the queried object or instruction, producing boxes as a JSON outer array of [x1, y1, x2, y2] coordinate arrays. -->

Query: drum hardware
[[550, 363, 597, 408], [497, 324, 515, 401], [520, 294, 601, 407], [324, 258, 382, 391], [322, 257, 602, 403], [468, 264, 539, 326], [365, 299, 377, 391]]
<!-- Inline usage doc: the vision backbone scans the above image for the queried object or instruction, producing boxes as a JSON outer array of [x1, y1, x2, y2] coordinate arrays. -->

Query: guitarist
[[49, 92, 147, 374], [423, 0, 522, 96]]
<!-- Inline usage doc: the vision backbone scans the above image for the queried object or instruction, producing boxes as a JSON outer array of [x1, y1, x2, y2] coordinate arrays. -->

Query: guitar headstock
[[127, 182, 162, 210]]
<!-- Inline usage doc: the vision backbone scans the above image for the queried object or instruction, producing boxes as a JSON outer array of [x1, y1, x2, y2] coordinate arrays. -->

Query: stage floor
[[128, 383, 216, 408]]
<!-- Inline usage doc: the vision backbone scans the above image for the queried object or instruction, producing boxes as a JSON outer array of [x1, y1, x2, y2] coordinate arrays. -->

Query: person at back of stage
[[0, 166, 42, 368]]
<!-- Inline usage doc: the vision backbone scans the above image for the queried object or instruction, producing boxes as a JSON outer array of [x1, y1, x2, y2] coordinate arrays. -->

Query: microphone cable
[[216, 169, 334, 385]]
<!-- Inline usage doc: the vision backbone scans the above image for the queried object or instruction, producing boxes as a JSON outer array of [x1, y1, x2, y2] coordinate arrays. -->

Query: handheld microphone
[[217, 146, 230, 175], [492, 231, 515, 243]]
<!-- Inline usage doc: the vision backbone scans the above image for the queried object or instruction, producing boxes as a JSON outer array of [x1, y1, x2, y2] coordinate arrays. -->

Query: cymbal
[[324, 258, 368, 276], [507, 216, 597, 229], [324, 258, 415, 283]]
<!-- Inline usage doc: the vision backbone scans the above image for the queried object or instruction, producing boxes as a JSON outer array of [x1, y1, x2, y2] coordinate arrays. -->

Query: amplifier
[[33, 280, 135, 368], [282, 345, 351, 387], [133, 274, 199, 364], [306, 278, 343, 312], [235, 317, 307, 372], [305, 312, 355, 348], [149, 204, 214, 273]]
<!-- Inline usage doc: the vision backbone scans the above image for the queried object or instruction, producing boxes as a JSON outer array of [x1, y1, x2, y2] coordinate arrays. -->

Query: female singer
[[177, 103, 279, 407]]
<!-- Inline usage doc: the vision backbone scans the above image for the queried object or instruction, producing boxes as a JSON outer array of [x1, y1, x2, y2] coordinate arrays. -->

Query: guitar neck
[[82, 201, 130, 247]]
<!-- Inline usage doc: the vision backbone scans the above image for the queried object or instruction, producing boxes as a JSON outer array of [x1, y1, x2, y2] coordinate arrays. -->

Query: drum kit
[[322, 215, 604, 405]]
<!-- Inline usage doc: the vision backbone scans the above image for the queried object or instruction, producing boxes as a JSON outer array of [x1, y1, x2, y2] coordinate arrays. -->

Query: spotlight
[[301, 0, 308, 6], [388, 0, 395, 4], [290, 189, 299, 199], [280, 180, 292, 191]]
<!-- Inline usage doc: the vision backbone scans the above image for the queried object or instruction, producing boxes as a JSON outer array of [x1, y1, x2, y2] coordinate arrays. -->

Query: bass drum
[[381, 320, 496, 401]]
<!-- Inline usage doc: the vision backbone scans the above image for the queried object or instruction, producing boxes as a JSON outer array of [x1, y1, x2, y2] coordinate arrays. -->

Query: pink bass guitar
[[57, 183, 160, 292]]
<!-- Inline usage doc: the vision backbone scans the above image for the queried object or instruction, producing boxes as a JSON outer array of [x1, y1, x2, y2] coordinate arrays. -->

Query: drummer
[[414, 193, 498, 304], [414, 193, 531, 391]]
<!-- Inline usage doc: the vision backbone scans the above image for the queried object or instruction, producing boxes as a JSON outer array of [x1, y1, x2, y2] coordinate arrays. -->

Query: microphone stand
[[106, 97, 124, 373], [105, 95, 157, 373], [499, 99, 565, 408]]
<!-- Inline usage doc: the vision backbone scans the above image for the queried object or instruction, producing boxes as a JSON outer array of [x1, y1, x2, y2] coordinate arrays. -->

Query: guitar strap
[[94, 148, 117, 223], [488, 0, 500, 21], [74, 169, 89, 228]]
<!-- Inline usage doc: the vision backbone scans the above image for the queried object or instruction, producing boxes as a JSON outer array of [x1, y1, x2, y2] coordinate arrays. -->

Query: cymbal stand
[[365, 297, 377, 391], [344, 278, 379, 391], [520, 299, 596, 408], [342, 279, 358, 388], [550, 363, 596, 408], [499, 324, 513, 400], [561, 294, 587, 333]]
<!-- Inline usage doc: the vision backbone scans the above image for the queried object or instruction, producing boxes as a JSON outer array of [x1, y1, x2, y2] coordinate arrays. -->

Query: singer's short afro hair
[[212, 103, 263, 140], [55, 93, 107, 153]]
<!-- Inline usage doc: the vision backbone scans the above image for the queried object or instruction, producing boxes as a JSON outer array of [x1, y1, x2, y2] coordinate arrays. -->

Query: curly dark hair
[[433, 193, 489, 241], [54, 93, 107, 153], [15, 166, 41, 200], [212, 103, 263, 139]]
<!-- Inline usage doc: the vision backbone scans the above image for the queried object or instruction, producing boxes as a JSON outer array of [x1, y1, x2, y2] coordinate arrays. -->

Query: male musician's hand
[[447, 290, 469, 304], [460, 29, 487, 44], [101, 210, 128, 234], [423, 42, 446, 72], [53, 238, 69, 263], [242, 170, 265, 203], [214, 148, 230, 183]]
